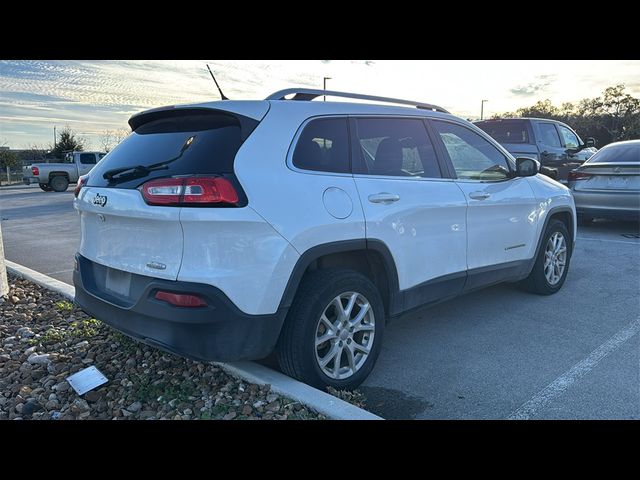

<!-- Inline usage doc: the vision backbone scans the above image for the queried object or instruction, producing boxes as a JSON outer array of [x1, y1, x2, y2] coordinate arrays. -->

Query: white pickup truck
[[23, 151, 106, 192]]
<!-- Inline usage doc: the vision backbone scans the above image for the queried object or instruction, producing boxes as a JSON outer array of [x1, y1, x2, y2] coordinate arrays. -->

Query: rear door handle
[[368, 193, 400, 204], [468, 192, 491, 200]]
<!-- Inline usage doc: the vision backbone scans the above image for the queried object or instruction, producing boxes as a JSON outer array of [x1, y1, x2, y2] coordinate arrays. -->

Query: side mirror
[[585, 137, 596, 148], [515, 157, 540, 177]]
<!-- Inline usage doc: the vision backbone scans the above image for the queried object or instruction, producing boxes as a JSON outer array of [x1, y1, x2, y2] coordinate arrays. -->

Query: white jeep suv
[[73, 88, 576, 390]]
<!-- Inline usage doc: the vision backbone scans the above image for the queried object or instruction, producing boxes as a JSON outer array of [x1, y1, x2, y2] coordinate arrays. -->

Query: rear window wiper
[[103, 163, 168, 181]]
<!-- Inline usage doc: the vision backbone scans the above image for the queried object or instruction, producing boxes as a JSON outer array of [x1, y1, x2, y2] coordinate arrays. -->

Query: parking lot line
[[577, 236, 640, 245], [507, 318, 640, 420]]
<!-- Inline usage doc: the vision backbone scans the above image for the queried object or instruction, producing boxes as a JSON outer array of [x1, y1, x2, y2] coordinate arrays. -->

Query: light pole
[[323, 77, 331, 101], [480, 99, 488, 120]]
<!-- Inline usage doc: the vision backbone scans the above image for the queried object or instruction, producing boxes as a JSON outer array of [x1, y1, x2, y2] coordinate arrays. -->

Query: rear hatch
[[75, 103, 266, 282], [474, 119, 537, 158]]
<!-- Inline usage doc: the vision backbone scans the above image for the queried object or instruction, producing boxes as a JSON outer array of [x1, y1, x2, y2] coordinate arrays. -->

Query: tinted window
[[433, 121, 511, 181], [80, 153, 97, 165], [354, 118, 441, 178], [98, 153, 107, 159], [292, 118, 350, 173], [586, 143, 640, 163], [87, 112, 251, 188], [558, 125, 579, 149], [538, 123, 562, 147], [475, 120, 529, 144]]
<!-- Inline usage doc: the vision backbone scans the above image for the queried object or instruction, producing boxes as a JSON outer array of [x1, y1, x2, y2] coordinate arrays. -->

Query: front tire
[[520, 219, 571, 295], [276, 269, 385, 390], [50, 176, 69, 192]]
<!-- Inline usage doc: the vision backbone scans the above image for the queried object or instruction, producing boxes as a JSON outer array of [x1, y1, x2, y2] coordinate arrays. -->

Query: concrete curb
[[217, 361, 382, 420], [4, 260, 383, 420], [6, 260, 75, 301]]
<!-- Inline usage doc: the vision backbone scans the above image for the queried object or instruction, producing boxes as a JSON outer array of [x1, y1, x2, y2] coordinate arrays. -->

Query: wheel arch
[[48, 171, 70, 180], [533, 206, 575, 263], [278, 239, 400, 316]]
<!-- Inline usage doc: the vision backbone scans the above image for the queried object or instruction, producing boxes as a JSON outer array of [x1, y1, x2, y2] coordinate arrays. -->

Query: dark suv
[[475, 118, 597, 182]]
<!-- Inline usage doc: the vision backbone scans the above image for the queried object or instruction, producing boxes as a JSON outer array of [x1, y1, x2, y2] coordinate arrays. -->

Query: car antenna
[[206, 64, 229, 100]]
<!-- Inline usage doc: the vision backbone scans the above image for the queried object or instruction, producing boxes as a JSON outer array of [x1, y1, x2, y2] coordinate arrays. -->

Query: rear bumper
[[73, 254, 287, 362], [23, 176, 39, 185], [572, 190, 640, 219]]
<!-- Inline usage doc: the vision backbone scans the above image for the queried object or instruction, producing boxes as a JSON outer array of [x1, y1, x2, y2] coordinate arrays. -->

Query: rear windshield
[[87, 112, 253, 188], [475, 120, 530, 144], [586, 143, 639, 163]]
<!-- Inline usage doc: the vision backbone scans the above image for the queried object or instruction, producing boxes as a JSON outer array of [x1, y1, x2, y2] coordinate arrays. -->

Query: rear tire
[[577, 214, 593, 227], [39, 183, 53, 192], [520, 219, 571, 295], [50, 176, 69, 192], [276, 268, 385, 390]]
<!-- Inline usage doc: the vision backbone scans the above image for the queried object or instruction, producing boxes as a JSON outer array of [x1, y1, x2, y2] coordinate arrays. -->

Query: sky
[[1, 60, 639, 150]]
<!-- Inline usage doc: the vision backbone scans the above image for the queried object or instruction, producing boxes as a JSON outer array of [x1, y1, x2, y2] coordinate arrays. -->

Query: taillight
[[31, 166, 39, 176], [154, 290, 207, 308], [568, 170, 592, 182], [74, 175, 88, 198], [140, 176, 239, 206]]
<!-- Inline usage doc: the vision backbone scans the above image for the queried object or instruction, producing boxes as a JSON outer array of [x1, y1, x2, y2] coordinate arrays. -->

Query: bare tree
[[100, 130, 115, 152]]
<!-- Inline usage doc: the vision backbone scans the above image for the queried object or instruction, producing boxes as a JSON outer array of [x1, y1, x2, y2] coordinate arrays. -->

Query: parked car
[[72, 89, 576, 389], [23, 151, 106, 192], [568, 139, 640, 225], [474, 118, 597, 182]]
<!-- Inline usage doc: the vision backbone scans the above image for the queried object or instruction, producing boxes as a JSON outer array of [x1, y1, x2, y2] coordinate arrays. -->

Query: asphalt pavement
[[1, 185, 638, 419]]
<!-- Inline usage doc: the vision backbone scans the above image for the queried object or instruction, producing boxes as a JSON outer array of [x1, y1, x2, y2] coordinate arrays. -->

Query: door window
[[432, 121, 511, 181], [538, 123, 562, 147], [80, 153, 97, 165], [353, 118, 441, 178], [558, 125, 579, 149]]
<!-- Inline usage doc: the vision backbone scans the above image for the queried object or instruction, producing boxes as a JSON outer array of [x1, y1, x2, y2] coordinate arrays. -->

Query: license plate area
[[105, 268, 132, 298]]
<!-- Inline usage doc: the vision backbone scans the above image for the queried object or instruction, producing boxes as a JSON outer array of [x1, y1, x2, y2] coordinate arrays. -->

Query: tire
[[39, 183, 53, 192], [276, 268, 385, 390], [520, 219, 572, 295], [50, 176, 69, 192], [577, 214, 593, 227]]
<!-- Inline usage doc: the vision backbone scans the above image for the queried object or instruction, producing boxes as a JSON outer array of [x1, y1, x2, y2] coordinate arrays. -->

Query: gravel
[[0, 274, 325, 420]]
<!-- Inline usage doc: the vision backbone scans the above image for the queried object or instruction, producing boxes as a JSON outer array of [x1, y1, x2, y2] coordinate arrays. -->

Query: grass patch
[[55, 300, 74, 311], [35, 318, 102, 346]]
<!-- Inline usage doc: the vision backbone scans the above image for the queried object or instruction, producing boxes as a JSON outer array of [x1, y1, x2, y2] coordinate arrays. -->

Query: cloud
[[510, 74, 556, 97]]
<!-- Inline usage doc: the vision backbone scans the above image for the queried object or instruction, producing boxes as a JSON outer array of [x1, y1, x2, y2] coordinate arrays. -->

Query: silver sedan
[[568, 139, 640, 226]]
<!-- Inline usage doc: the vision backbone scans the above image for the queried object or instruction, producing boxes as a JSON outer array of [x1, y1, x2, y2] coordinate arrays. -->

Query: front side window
[[292, 118, 350, 173], [80, 153, 97, 165], [432, 121, 511, 181], [558, 125, 579, 149], [353, 118, 441, 178], [537, 123, 562, 147]]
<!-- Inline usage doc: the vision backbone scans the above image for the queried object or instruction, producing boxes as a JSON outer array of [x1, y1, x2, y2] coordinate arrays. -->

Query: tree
[[0, 149, 18, 186], [495, 85, 640, 148], [99, 128, 130, 153], [51, 126, 85, 158]]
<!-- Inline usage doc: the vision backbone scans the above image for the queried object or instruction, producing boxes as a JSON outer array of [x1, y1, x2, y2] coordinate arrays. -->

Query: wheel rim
[[314, 291, 375, 380], [544, 231, 567, 286]]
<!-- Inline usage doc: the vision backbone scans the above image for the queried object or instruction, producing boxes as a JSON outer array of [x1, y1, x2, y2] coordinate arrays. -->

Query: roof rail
[[265, 88, 450, 114]]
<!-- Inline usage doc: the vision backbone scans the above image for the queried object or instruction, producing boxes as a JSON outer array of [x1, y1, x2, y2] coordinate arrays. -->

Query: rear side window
[[537, 123, 562, 147], [80, 153, 97, 165], [292, 118, 350, 173], [87, 112, 255, 188], [475, 120, 529, 144], [353, 118, 441, 178]]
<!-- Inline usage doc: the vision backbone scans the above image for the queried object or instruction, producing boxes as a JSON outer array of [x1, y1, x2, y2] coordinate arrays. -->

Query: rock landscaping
[[0, 274, 326, 420]]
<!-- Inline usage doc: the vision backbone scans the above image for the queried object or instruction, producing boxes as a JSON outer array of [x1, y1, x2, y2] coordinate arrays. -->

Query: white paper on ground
[[66, 366, 108, 395]]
